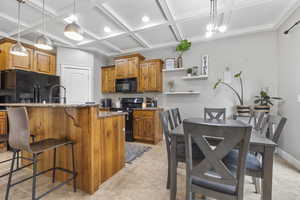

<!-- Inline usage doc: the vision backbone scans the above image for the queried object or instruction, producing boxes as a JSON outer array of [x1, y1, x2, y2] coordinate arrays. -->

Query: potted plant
[[254, 90, 282, 113], [176, 40, 191, 68], [213, 71, 251, 116], [186, 68, 193, 77]]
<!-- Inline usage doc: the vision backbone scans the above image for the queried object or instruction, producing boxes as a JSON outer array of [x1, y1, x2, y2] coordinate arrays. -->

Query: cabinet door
[[101, 68, 109, 93], [133, 117, 144, 140], [141, 116, 154, 141], [108, 67, 115, 92], [0, 112, 7, 151], [127, 57, 139, 78], [115, 59, 128, 79], [148, 63, 158, 91], [139, 63, 149, 92], [9, 48, 34, 71], [34, 51, 56, 75]]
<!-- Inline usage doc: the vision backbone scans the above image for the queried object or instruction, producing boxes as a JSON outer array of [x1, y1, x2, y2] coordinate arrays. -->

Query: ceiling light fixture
[[205, 0, 228, 38], [10, 0, 28, 57], [104, 26, 111, 33], [142, 16, 150, 22], [64, 0, 84, 41], [34, 0, 53, 50]]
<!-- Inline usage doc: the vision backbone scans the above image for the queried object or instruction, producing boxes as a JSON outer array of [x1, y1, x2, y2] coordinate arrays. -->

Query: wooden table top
[[170, 118, 277, 147]]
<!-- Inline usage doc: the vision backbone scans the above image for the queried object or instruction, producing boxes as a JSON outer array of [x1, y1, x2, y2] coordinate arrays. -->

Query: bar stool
[[5, 107, 77, 200]]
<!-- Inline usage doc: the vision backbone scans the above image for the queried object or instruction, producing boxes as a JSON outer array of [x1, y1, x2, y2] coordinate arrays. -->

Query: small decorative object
[[223, 67, 232, 83], [213, 71, 251, 116], [201, 55, 209, 75], [165, 58, 176, 70], [186, 68, 193, 77], [176, 40, 192, 68], [192, 66, 198, 76], [254, 90, 282, 113], [168, 80, 175, 92]]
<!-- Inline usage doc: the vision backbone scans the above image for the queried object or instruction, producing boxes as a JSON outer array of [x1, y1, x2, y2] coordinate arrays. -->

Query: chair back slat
[[159, 111, 173, 156], [183, 120, 251, 196], [167, 110, 174, 130], [7, 107, 31, 152], [171, 108, 182, 127], [263, 115, 287, 143], [204, 108, 226, 120]]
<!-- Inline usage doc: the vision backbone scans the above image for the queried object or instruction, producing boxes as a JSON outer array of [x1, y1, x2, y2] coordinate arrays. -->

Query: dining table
[[169, 118, 277, 200]]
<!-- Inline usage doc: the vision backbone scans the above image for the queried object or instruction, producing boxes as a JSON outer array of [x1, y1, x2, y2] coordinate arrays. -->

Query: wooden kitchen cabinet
[[114, 54, 145, 79], [133, 109, 163, 144], [0, 111, 7, 152], [139, 59, 163, 92], [101, 65, 116, 93], [0, 39, 56, 75], [34, 50, 56, 75]]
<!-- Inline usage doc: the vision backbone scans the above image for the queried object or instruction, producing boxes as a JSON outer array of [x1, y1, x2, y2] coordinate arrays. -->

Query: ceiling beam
[[92, 3, 150, 48], [156, 0, 184, 41]]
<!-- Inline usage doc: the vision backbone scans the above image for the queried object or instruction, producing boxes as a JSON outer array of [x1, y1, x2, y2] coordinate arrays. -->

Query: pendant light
[[10, 0, 28, 56], [34, 0, 53, 50], [64, 0, 84, 41]]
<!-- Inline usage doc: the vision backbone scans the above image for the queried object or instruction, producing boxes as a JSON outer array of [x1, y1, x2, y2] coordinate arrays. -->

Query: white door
[[61, 65, 91, 104]]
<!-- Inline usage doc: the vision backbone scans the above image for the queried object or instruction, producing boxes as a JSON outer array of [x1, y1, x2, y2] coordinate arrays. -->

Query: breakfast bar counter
[[0, 104, 125, 194]]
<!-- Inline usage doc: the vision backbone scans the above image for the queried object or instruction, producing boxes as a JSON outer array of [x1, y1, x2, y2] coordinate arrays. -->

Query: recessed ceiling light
[[64, 14, 78, 24], [218, 25, 227, 33], [142, 16, 150, 22], [104, 26, 111, 33]]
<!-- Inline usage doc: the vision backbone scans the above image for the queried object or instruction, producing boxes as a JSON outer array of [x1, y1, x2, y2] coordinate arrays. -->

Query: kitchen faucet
[[49, 84, 67, 104]]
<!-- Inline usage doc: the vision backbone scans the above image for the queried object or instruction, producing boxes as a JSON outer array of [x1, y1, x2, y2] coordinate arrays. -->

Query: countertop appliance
[[111, 97, 143, 142], [100, 98, 112, 108], [115, 78, 137, 93], [0, 70, 60, 104]]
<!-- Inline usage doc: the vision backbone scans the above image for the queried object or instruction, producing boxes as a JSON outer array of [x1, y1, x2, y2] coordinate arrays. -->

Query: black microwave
[[116, 78, 137, 93]]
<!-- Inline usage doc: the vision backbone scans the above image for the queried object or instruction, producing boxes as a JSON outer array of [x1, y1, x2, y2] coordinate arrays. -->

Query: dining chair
[[171, 108, 182, 128], [159, 110, 203, 190], [183, 119, 252, 200], [167, 110, 175, 130], [5, 107, 77, 200], [225, 114, 287, 194], [204, 108, 226, 120]]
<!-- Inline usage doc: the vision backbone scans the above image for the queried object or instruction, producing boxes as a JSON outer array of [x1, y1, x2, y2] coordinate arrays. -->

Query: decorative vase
[[177, 56, 183, 68], [254, 105, 271, 113], [187, 73, 192, 77], [236, 105, 251, 117]]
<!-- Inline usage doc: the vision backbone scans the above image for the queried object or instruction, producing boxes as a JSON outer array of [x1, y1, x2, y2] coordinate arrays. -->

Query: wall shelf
[[162, 68, 185, 72], [164, 91, 200, 95], [182, 75, 208, 80]]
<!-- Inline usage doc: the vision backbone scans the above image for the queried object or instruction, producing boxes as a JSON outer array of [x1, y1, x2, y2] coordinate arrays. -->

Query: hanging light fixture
[[34, 0, 53, 50], [64, 0, 84, 41], [205, 0, 228, 38], [10, 0, 28, 56]]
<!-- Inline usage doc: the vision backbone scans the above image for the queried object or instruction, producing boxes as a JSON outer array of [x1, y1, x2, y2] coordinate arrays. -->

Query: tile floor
[[0, 142, 300, 200]]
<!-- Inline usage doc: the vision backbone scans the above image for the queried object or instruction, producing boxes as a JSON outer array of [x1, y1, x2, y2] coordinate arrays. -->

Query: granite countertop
[[98, 111, 128, 118], [133, 107, 163, 111], [0, 103, 100, 108]]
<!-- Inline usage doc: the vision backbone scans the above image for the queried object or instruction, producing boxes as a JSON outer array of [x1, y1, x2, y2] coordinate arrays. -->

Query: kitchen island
[[0, 103, 126, 194]]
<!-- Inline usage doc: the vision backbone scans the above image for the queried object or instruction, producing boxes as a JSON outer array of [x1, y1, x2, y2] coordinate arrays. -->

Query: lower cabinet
[[0, 111, 7, 152], [100, 115, 125, 183], [133, 109, 163, 144]]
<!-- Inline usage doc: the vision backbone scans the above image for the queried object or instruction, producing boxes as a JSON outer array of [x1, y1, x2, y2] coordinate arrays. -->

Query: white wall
[[57, 47, 108, 103], [105, 31, 279, 119], [277, 6, 300, 161]]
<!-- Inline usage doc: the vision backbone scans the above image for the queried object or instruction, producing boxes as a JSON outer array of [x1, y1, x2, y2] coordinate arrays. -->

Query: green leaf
[[254, 99, 260, 104], [234, 71, 242, 78], [176, 40, 192, 52], [213, 79, 222, 89]]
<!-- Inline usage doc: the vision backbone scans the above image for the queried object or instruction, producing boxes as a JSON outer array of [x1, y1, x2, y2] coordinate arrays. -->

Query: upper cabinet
[[139, 59, 163, 92], [34, 51, 56, 75], [114, 54, 145, 79], [101, 65, 116, 93], [0, 39, 56, 75]]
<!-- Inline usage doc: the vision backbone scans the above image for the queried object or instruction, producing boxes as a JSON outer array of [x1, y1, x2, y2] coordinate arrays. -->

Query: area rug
[[125, 143, 151, 163]]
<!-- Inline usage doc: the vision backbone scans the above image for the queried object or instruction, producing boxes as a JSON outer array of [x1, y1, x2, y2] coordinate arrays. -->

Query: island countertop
[[0, 103, 99, 108]]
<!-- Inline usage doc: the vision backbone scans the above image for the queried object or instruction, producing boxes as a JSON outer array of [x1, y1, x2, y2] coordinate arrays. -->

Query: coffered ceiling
[[0, 0, 298, 57]]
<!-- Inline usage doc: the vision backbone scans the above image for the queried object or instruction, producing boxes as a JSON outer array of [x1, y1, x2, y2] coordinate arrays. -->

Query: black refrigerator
[[0, 69, 60, 104]]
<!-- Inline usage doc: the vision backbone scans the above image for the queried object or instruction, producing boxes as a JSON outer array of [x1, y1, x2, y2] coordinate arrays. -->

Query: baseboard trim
[[277, 148, 300, 171]]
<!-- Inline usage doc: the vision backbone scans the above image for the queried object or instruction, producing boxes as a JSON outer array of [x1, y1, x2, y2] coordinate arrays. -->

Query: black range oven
[[115, 78, 137, 93], [111, 98, 143, 142]]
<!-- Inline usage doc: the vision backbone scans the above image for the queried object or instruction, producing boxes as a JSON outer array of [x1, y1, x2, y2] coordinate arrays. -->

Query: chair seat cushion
[[224, 150, 262, 171], [192, 175, 236, 195], [30, 138, 73, 153]]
